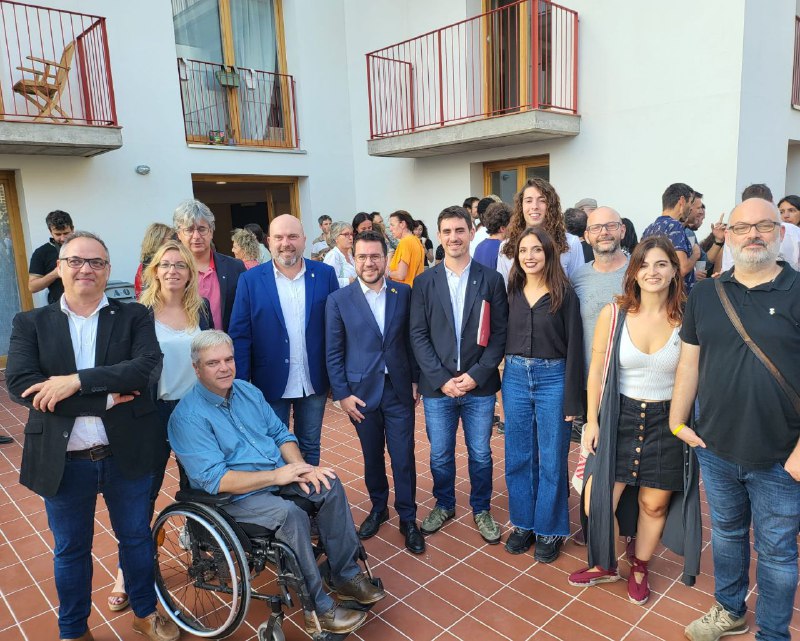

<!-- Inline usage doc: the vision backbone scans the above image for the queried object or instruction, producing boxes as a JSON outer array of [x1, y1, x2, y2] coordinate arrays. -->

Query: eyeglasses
[[157, 261, 189, 271], [729, 221, 780, 235], [181, 225, 211, 237], [339, 232, 354, 238], [59, 256, 108, 270], [354, 254, 384, 263], [585, 222, 622, 234]]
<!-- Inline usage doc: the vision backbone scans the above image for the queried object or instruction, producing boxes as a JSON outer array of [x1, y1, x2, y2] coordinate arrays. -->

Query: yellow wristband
[[672, 423, 687, 436]]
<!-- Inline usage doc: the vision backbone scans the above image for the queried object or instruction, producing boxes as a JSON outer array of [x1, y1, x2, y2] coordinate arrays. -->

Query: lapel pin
[[391, 288, 397, 293], [472, 280, 477, 285], [110, 310, 115, 315], [311, 273, 315, 278], [769, 308, 775, 315]]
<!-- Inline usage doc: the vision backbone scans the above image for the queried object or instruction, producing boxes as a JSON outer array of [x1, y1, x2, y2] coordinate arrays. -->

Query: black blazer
[[6, 299, 164, 497], [410, 261, 508, 398], [213, 251, 246, 331], [326, 278, 418, 410]]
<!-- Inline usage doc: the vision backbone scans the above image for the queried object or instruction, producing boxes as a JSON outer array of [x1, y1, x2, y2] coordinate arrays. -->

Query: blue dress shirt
[[168, 379, 298, 497]]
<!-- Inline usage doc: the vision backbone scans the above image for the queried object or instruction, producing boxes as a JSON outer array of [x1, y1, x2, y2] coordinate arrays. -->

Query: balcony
[[177, 59, 299, 150], [0, 1, 121, 157], [366, 0, 579, 158]]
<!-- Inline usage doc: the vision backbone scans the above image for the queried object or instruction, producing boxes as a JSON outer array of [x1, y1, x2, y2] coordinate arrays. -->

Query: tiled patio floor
[[0, 370, 793, 640]]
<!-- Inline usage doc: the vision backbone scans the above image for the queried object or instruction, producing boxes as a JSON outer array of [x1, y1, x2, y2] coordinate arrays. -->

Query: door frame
[[483, 154, 549, 195], [191, 174, 301, 221]]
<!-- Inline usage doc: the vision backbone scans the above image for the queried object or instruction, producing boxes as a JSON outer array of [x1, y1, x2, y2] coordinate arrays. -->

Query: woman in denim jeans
[[569, 236, 687, 605], [502, 227, 584, 563]]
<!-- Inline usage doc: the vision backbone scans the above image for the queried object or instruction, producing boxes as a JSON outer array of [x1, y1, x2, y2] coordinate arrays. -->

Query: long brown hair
[[139, 240, 206, 329], [615, 235, 684, 325], [508, 227, 569, 313], [502, 177, 568, 258]]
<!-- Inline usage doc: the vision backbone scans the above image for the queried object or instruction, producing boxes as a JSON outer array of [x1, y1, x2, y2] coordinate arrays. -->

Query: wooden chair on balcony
[[12, 41, 75, 122]]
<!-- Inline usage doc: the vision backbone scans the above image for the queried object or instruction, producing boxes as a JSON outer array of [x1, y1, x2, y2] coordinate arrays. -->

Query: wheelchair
[[151, 481, 383, 641]]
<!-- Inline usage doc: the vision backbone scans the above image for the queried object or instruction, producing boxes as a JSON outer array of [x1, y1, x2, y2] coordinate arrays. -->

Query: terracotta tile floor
[[0, 372, 794, 641]]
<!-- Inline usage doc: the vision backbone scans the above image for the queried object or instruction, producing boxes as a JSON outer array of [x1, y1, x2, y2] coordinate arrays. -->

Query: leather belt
[[66, 444, 113, 461]]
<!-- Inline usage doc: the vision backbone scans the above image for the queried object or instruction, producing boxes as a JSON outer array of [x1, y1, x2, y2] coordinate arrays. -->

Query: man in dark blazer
[[174, 199, 245, 331], [325, 231, 424, 554], [229, 214, 338, 466], [410, 206, 508, 545], [5, 232, 178, 641]]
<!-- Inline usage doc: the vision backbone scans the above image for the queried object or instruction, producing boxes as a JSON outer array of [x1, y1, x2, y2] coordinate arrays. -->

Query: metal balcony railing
[[0, 0, 117, 125], [177, 58, 299, 149], [366, 0, 578, 139]]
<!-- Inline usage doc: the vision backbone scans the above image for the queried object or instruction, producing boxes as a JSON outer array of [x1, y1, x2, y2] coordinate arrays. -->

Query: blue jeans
[[501, 356, 570, 536], [44, 456, 155, 639], [423, 393, 495, 514], [270, 392, 327, 466], [695, 447, 800, 641]]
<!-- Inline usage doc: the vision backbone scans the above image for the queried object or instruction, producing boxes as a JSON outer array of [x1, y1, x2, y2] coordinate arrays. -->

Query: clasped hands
[[273, 462, 337, 494], [440, 373, 477, 398]]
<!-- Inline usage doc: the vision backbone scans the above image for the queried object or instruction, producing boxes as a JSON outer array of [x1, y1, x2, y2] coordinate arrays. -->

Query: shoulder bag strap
[[714, 278, 800, 415]]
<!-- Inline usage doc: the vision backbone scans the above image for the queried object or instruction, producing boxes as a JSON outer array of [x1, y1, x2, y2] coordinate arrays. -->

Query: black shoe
[[534, 535, 565, 563], [358, 508, 389, 540], [399, 521, 425, 554], [504, 527, 534, 554], [0, 436, 12, 444]]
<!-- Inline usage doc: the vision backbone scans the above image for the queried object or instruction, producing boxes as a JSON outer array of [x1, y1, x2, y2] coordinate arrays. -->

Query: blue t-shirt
[[473, 238, 502, 271], [641, 215, 696, 292]]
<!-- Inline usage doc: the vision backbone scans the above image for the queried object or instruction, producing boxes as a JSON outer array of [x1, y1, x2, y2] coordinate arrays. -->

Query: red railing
[[792, 16, 800, 108], [366, 0, 578, 139], [0, 1, 116, 125], [177, 58, 299, 149]]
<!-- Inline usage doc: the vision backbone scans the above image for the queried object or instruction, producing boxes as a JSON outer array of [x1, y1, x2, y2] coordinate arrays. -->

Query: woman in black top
[[502, 227, 584, 563]]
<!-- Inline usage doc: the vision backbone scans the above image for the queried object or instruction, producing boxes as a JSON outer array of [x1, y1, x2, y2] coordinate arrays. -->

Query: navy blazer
[[228, 259, 339, 401], [213, 251, 246, 332], [325, 278, 418, 410], [6, 300, 163, 497], [409, 260, 508, 398]]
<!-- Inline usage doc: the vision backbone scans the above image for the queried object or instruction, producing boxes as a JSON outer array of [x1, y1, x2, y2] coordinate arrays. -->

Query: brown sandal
[[107, 591, 129, 612]]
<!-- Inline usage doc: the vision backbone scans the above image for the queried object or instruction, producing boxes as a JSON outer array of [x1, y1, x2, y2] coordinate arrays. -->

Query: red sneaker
[[627, 557, 650, 605], [568, 566, 620, 587]]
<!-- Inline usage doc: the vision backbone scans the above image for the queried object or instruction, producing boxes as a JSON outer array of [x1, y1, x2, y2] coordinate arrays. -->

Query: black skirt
[[614, 394, 683, 491]]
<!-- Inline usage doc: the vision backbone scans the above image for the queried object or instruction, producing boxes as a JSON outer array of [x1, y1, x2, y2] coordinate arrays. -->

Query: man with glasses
[[6, 231, 179, 641], [325, 231, 424, 553], [671, 198, 800, 641], [641, 182, 700, 292], [173, 199, 245, 331], [229, 214, 339, 466]]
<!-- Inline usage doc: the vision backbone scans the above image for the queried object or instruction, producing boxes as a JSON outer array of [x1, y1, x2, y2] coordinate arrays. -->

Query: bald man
[[671, 199, 800, 641], [229, 214, 339, 465]]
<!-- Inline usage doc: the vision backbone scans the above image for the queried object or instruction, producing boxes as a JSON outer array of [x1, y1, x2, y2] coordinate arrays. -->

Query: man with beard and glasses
[[671, 198, 800, 641], [229, 214, 339, 466]]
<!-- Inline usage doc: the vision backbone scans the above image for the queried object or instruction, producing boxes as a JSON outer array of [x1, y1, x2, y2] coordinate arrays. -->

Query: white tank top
[[618, 320, 681, 401]]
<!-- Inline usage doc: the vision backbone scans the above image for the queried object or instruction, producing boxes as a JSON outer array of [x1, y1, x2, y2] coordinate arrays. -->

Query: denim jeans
[[501, 356, 571, 536], [695, 447, 800, 641], [269, 392, 327, 465], [423, 393, 495, 514], [44, 456, 155, 639]]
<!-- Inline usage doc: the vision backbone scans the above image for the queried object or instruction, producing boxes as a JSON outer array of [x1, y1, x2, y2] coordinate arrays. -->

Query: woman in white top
[[324, 221, 356, 287], [497, 178, 586, 282], [107, 240, 211, 612], [569, 236, 686, 606]]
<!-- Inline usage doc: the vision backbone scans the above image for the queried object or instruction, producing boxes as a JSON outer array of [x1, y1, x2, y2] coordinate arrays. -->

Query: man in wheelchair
[[168, 330, 386, 636]]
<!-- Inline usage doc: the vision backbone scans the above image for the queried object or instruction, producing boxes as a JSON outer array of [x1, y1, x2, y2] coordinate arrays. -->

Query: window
[[483, 155, 550, 203], [172, 0, 294, 147]]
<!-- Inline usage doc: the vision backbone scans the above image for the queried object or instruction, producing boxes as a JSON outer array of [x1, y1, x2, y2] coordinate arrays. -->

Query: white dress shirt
[[444, 260, 471, 371], [359, 277, 387, 335], [274, 260, 315, 398], [61, 295, 111, 451]]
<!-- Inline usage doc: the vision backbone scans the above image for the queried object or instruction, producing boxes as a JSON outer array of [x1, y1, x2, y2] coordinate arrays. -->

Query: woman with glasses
[[324, 221, 357, 287], [568, 236, 698, 606], [107, 240, 212, 612]]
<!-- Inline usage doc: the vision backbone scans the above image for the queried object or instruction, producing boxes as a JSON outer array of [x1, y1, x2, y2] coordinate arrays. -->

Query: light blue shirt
[[168, 379, 298, 497], [444, 260, 471, 370]]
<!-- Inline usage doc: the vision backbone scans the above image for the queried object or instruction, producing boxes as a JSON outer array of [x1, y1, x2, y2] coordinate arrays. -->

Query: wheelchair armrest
[[175, 487, 235, 506]]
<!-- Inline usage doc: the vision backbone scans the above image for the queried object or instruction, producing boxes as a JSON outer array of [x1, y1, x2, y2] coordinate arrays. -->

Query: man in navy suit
[[325, 231, 424, 554], [229, 214, 338, 465], [410, 206, 508, 545]]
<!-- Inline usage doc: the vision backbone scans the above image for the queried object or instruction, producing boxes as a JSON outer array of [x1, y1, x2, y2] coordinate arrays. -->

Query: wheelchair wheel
[[257, 620, 286, 641], [152, 502, 251, 639]]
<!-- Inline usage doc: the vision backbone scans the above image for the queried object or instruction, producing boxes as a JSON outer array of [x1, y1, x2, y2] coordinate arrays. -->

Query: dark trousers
[[353, 376, 417, 522]]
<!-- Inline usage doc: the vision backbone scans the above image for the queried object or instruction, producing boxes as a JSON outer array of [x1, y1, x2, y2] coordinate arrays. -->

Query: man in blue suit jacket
[[229, 214, 338, 465], [325, 231, 424, 554]]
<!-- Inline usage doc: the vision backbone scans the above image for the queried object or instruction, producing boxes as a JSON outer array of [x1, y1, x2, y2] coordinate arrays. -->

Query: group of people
[[7, 176, 800, 641]]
